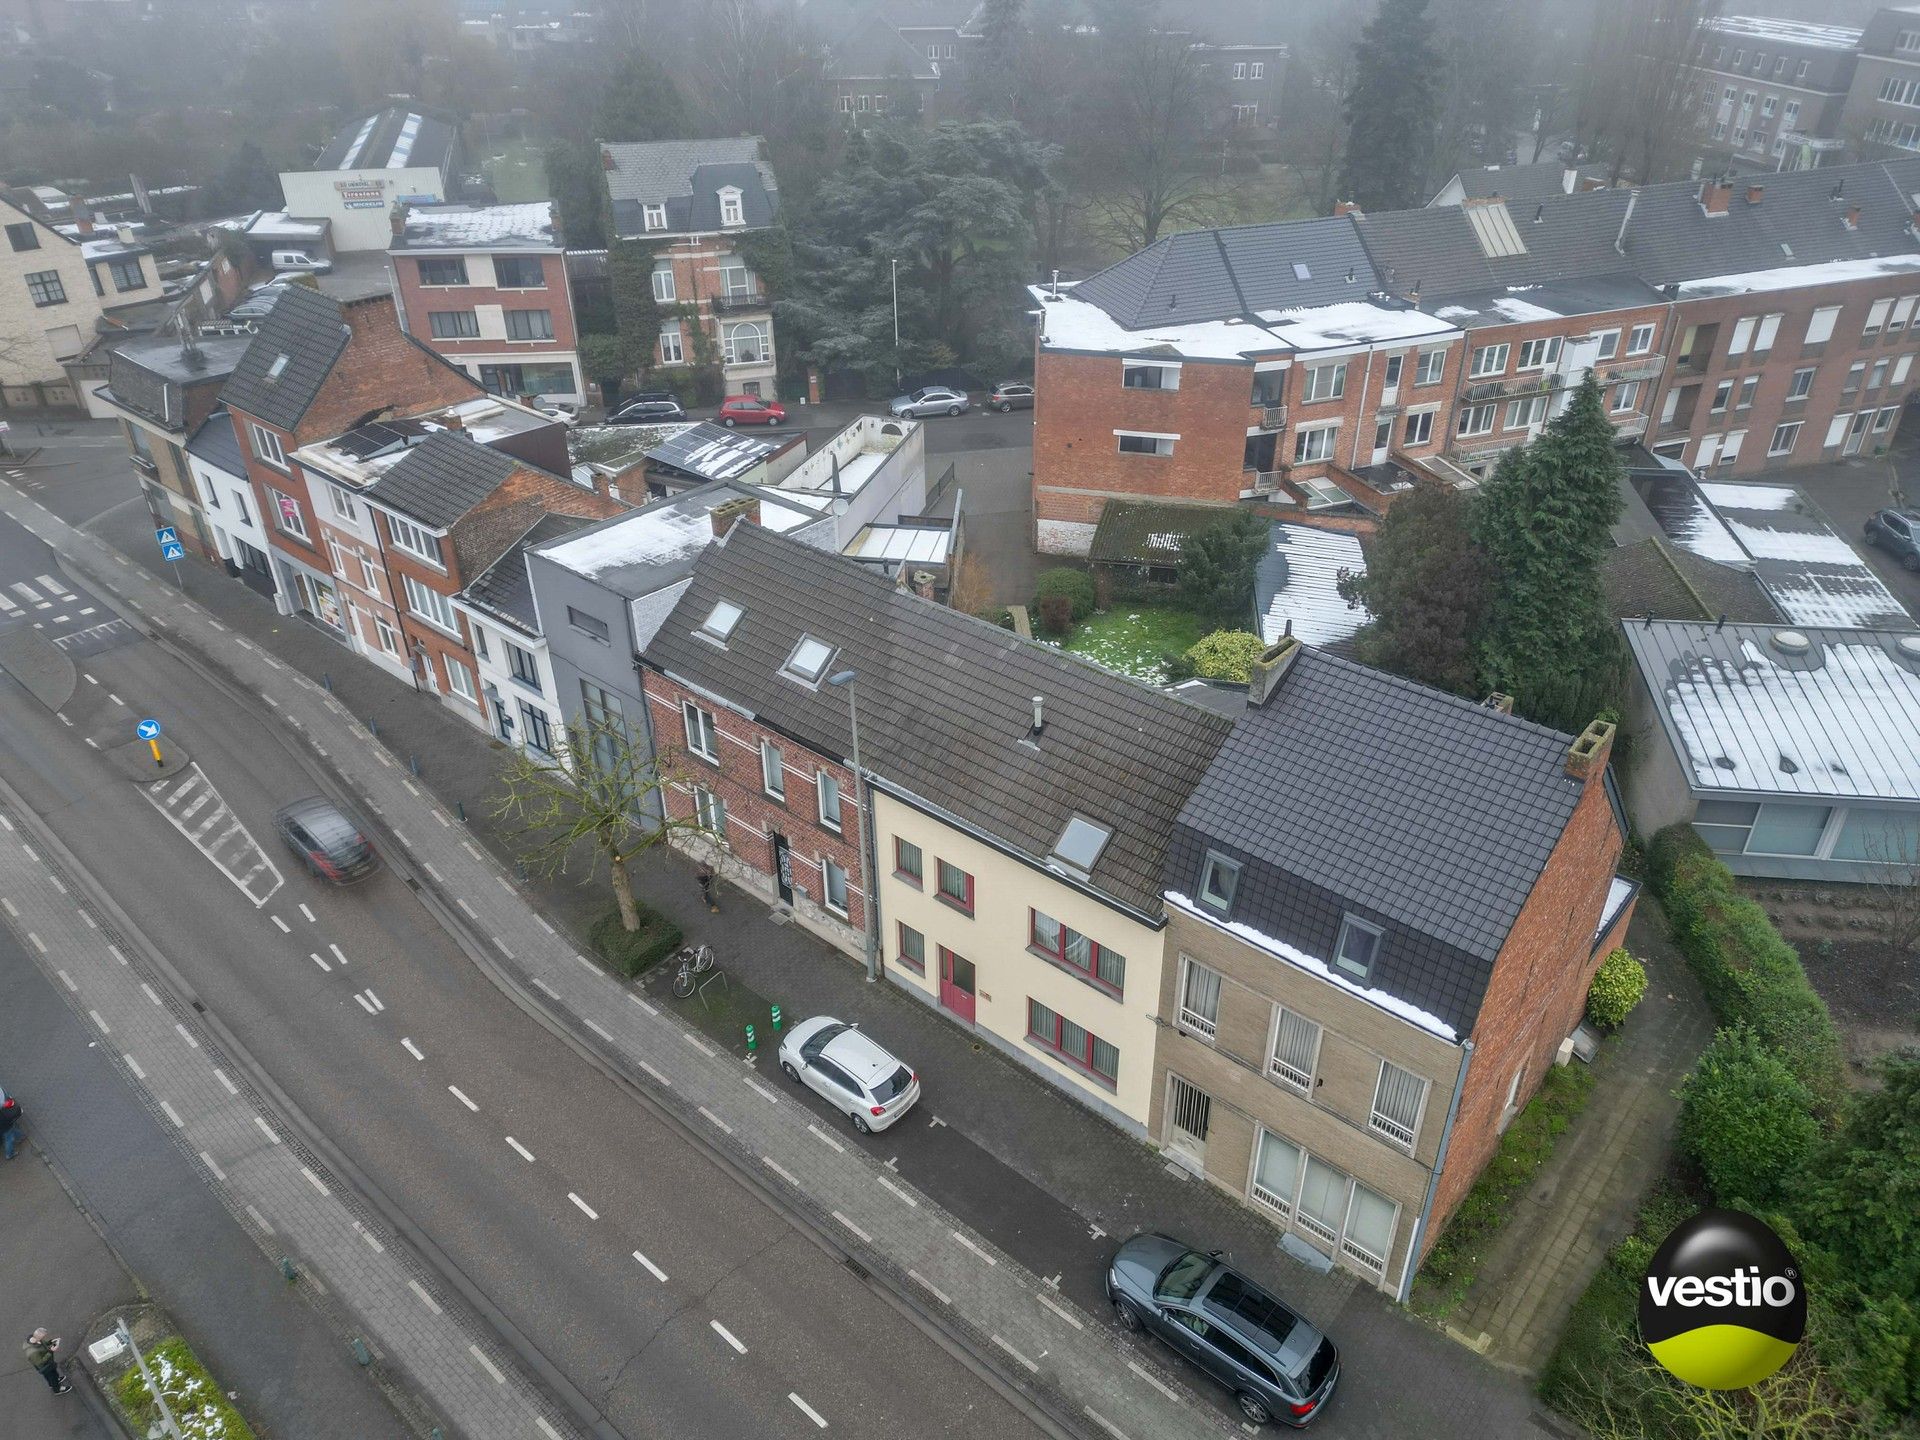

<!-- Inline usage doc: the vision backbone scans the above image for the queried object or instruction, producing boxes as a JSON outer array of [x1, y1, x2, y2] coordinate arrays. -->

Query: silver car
[[777, 1017, 921, 1133], [889, 386, 970, 418]]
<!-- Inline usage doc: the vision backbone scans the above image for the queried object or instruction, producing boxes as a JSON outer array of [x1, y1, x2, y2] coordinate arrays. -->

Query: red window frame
[[1025, 999, 1117, 1088], [1028, 909, 1125, 997], [896, 921, 926, 974], [894, 835, 923, 887], [936, 858, 973, 914]]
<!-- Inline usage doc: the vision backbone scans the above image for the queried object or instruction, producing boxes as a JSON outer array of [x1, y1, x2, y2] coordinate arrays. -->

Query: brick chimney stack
[[1564, 718, 1616, 783], [1483, 692, 1515, 715], [1699, 179, 1733, 216], [73, 202, 94, 236], [710, 494, 760, 537], [1845, 204, 1862, 230], [390, 201, 409, 238], [1248, 635, 1302, 707], [1745, 183, 1765, 206], [600, 147, 617, 171], [1332, 200, 1364, 218]]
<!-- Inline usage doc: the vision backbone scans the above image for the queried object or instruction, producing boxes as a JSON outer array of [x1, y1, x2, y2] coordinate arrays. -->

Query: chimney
[[1561, 165, 1578, 195], [1698, 179, 1733, 216], [1030, 695, 1045, 734], [1483, 691, 1514, 715], [1533, 203, 1544, 224], [390, 200, 409, 238], [911, 569, 936, 600], [600, 147, 617, 171], [709, 493, 760, 537], [1461, 194, 1502, 209], [1332, 200, 1363, 218], [440, 411, 464, 433], [1564, 718, 1617, 784], [1845, 204, 1862, 231], [73, 202, 94, 236], [115, 223, 136, 244], [1614, 188, 1638, 254], [1745, 183, 1765, 206], [1247, 636, 1302, 707]]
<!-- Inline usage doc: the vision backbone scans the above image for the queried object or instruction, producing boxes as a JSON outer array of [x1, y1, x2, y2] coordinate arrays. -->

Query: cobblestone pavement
[[3, 464, 1576, 1440]]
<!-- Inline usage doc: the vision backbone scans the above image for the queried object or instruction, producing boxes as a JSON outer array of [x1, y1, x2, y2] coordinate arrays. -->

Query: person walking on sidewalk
[[24, 1329, 70, 1394], [696, 864, 720, 914], [1, 1087, 21, 1160]]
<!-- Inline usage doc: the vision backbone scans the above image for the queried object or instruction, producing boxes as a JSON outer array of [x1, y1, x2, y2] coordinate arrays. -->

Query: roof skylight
[[782, 634, 836, 684], [266, 354, 289, 380], [1051, 815, 1113, 875], [1291, 262, 1312, 280], [699, 599, 743, 643]]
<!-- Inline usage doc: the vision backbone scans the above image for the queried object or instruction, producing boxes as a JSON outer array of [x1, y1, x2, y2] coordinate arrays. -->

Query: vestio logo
[[1639, 1208, 1806, 1390]]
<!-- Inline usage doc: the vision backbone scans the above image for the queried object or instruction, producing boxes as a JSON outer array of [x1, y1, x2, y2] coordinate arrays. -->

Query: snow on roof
[[1653, 482, 1750, 566], [1704, 14, 1861, 50], [1167, 891, 1458, 1040], [1625, 621, 1920, 803], [1486, 294, 1563, 324], [1257, 524, 1366, 648], [1697, 481, 1914, 629], [1699, 481, 1797, 511], [1034, 289, 1454, 360], [1255, 300, 1458, 351], [1675, 252, 1920, 300], [396, 201, 558, 251]]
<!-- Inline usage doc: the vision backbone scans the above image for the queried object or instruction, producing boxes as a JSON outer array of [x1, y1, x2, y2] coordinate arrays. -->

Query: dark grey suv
[[1106, 1234, 1339, 1427], [1864, 507, 1920, 571]]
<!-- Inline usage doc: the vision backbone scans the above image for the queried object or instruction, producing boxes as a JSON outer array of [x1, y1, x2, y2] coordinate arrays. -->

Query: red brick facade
[[391, 248, 580, 393], [641, 235, 778, 400]]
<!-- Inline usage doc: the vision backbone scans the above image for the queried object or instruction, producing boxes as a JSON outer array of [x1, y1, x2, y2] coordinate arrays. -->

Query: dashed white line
[[107, 944, 126, 965], [495, 876, 514, 893], [329, 944, 347, 966], [360, 1228, 384, 1254], [214, 1069, 239, 1096], [253, 1116, 280, 1145], [584, 1018, 613, 1042], [124, 1054, 146, 1079], [742, 1075, 780, 1104], [0, 898, 14, 918], [875, 1175, 919, 1208], [448, 1085, 479, 1112], [401, 780, 419, 797], [299, 904, 315, 922], [683, 1032, 718, 1057], [174, 1023, 199, 1048], [57, 968, 77, 991], [361, 989, 384, 1012], [433, 810, 450, 828], [409, 1279, 443, 1315], [530, 976, 559, 999], [0, 816, 11, 832], [628, 994, 658, 1016], [909, 1270, 951, 1305], [992, 1335, 1038, 1373], [505, 1136, 535, 1163], [762, 1156, 799, 1187], [28, 933, 46, 953], [300, 1167, 330, 1196], [833, 1211, 872, 1244], [262, 695, 278, 709], [159, 1101, 184, 1127], [1083, 1406, 1133, 1440], [951, 1231, 997, 1265], [698, 1105, 733, 1135], [632, 1250, 668, 1282], [573, 952, 595, 971], [424, 862, 444, 882], [469, 1345, 506, 1385], [79, 911, 96, 929], [270, 914, 290, 933], [354, 993, 377, 1015], [789, 1393, 829, 1429], [107, 693, 125, 707], [199, 1151, 226, 1181], [1127, 1361, 1178, 1402], [535, 1419, 563, 1440], [457, 897, 479, 918], [709, 1320, 747, 1355], [140, 982, 161, 1005], [492, 937, 513, 958], [537, 916, 556, 935], [391, 829, 410, 849], [462, 841, 483, 862], [638, 1060, 670, 1087], [83, 673, 98, 685], [567, 1192, 598, 1220], [807, 1124, 846, 1154], [311, 952, 331, 972], [1037, 1291, 1084, 1329], [401, 1037, 425, 1061], [89, 1010, 110, 1034], [48, 876, 66, 893]]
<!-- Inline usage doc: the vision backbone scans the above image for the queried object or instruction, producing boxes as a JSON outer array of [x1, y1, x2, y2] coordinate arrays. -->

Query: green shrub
[[1036, 593, 1074, 635], [588, 904, 682, 978], [1586, 946, 1648, 1028], [1607, 1232, 1655, 1282], [118, 1336, 258, 1440], [1034, 567, 1096, 622], [1182, 630, 1266, 682], [1676, 1027, 1820, 1207]]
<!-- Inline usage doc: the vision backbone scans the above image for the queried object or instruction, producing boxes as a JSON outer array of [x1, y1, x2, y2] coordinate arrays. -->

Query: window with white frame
[[761, 740, 785, 799], [504, 639, 540, 690], [403, 574, 459, 632], [1456, 402, 1496, 437], [1333, 914, 1382, 978], [1176, 957, 1222, 1040], [1268, 1006, 1320, 1092], [1403, 409, 1434, 446], [659, 321, 684, 365], [1517, 336, 1562, 370], [373, 615, 400, 656], [1371, 1061, 1426, 1150], [1415, 347, 1446, 385], [1469, 343, 1509, 378], [724, 320, 767, 365], [505, 309, 554, 341], [1787, 365, 1815, 400], [1198, 850, 1239, 915], [1232, 61, 1246, 79], [1712, 378, 1734, 412], [249, 422, 286, 469], [324, 484, 358, 522], [1294, 424, 1338, 464], [1784, 98, 1800, 126], [821, 855, 849, 914], [651, 263, 675, 303], [1301, 361, 1346, 403], [1866, 298, 1893, 336], [1612, 380, 1640, 413], [682, 701, 717, 762], [719, 189, 745, 226], [1250, 1129, 1301, 1217], [386, 514, 442, 565], [694, 785, 726, 835], [1116, 432, 1175, 456], [1593, 329, 1620, 360], [1805, 305, 1840, 344], [267, 487, 307, 540], [518, 701, 555, 756], [1768, 421, 1802, 456], [1627, 323, 1655, 355], [642, 203, 666, 231], [1727, 316, 1756, 354], [817, 770, 843, 831], [1754, 313, 1783, 352], [443, 654, 477, 702], [1121, 361, 1179, 391], [1505, 394, 1548, 430], [1251, 61, 1264, 79], [1738, 375, 1759, 409]]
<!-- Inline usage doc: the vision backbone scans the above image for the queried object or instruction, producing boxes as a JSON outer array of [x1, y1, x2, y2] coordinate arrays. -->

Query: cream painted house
[[2, 196, 160, 409]]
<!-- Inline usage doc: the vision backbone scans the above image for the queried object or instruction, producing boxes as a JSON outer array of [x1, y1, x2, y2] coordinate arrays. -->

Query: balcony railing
[[1242, 468, 1288, 495], [1602, 354, 1666, 383], [130, 452, 158, 477], [1250, 404, 1287, 431], [709, 291, 768, 314]]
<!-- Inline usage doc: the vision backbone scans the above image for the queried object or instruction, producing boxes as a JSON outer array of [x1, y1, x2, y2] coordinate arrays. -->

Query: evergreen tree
[[968, 0, 1026, 117], [595, 54, 689, 143], [1472, 372, 1626, 728], [543, 139, 609, 249], [1337, 487, 1492, 695], [208, 141, 282, 213], [1339, 0, 1440, 211], [1177, 512, 1270, 626]]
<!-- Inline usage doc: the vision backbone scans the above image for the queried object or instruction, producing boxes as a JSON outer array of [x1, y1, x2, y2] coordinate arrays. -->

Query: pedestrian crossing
[[0, 570, 134, 657], [143, 764, 284, 908]]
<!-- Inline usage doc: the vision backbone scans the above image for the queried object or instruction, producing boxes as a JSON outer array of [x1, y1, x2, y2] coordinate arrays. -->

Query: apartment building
[[185, 410, 277, 597], [277, 107, 459, 253], [1192, 43, 1288, 128], [601, 138, 781, 400], [1153, 641, 1634, 1296], [2, 195, 160, 409], [389, 200, 582, 405], [1845, 5, 1920, 158], [827, 22, 943, 123], [1688, 15, 1860, 173]]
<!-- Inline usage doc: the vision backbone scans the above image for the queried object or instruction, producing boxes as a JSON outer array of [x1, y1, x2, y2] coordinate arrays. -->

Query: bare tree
[[1575, 0, 1716, 185], [1076, 27, 1226, 251], [1863, 826, 1920, 954], [1280, 9, 1366, 217]]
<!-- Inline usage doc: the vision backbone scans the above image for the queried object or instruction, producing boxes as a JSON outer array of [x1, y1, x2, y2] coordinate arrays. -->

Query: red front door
[[938, 948, 976, 1025]]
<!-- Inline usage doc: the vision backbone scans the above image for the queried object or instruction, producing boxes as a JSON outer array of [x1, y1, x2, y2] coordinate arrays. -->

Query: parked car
[[717, 394, 787, 427], [1864, 507, 1920, 570], [1106, 1234, 1340, 1428], [777, 1017, 920, 1133], [226, 291, 280, 321], [271, 249, 332, 275], [534, 396, 579, 425], [890, 386, 970, 418], [607, 398, 686, 425], [273, 797, 378, 884], [988, 381, 1035, 413]]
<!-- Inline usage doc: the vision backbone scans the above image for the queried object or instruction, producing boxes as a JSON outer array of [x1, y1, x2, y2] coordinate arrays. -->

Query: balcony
[[1602, 354, 1666, 384], [1250, 404, 1287, 431], [130, 452, 158, 478], [709, 291, 768, 315], [1241, 467, 1289, 496]]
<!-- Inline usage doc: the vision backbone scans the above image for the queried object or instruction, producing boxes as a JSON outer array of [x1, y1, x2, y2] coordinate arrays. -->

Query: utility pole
[[116, 1318, 186, 1440], [890, 258, 901, 387], [827, 669, 879, 982]]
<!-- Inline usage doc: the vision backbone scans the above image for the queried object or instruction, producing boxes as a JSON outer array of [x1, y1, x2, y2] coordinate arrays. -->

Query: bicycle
[[669, 943, 716, 998]]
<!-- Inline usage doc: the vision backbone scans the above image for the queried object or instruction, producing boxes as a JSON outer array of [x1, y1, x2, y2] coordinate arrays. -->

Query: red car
[[717, 395, 787, 427]]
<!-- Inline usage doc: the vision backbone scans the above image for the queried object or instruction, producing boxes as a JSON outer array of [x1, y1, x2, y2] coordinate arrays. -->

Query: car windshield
[[871, 1065, 913, 1102], [802, 1022, 850, 1057], [1154, 1249, 1214, 1302]]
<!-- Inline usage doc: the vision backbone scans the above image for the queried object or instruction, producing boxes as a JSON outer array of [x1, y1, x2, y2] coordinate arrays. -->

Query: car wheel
[[1903, 552, 1920, 572], [1112, 1298, 1145, 1333], [1865, 519, 1880, 539], [721, 416, 737, 427], [851, 1110, 873, 1135], [947, 405, 962, 416], [997, 401, 1011, 412], [781, 1060, 802, 1083], [766, 416, 780, 426], [1235, 1392, 1274, 1427]]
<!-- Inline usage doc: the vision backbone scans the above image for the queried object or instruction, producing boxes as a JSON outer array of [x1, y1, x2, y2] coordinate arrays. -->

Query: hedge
[[117, 1336, 258, 1440], [1643, 825, 1844, 1101], [1675, 1027, 1820, 1207], [1033, 567, 1095, 623], [1585, 946, 1647, 1028], [589, 903, 683, 978]]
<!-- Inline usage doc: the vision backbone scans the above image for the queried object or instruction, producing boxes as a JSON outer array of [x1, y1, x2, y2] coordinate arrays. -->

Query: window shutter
[[1896, 355, 1914, 385], [1727, 316, 1755, 354], [1805, 306, 1840, 344], [1866, 298, 1892, 333], [1753, 313, 1782, 351], [1824, 413, 1850, 447]]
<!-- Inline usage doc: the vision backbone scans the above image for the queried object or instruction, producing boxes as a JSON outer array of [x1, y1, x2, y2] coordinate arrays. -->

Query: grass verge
[[116, 1336, 258, 1440]]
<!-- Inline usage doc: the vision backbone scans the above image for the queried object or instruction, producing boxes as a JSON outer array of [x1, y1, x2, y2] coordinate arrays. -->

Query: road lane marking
[[742, 1075, 780, 1104], [992, 1335, 1038, 1373], [311, 952, 330, 972], [457, 898, 479, 918], [584, 1018, 613, 1042], [530, 977, 559, 998], [789, 1394, 829, 1429], [107, 694, 124, 707], [568, 1192, 598, 1220], [329, 944, 347, 966], [537, 916, 556, 934], [448, 1086, 479, 1112], [462, 841, 483, 862], [174, 1023, 198, 1048], [299, 904, 315, 922], [158, 1100, 183, 1127], [505, 1137, 535, 1162], [698, 1106, 732, 1135], [683, 1032, 717, 1058], [401, 1037, 425, 1060], [638, 1060, 669, 1087], [909, 1270, 951, 1305], [89, 1011, 109, 1033], [360, 1228, 384, 1254], [875, 1175, 918, 1208], [57, 967, 76, 990], [424, 862, 443, 882], [632, 1250, 667, 1282], [1127, 1361, 1178, 1402], [139, 982, 160, 1005], [495, 877, 513, 893], [391, 829, 410, 849], [79, 911, 96, 929], [0, 899, 14, 917], [354, 993, 377, 1014], [29, 933, 47, 952], [535, 1420, 562, 1440], [124, 1054, 145, 1079], [262, 695, 278, 708], [807, 1124, 846, 1153], [253, 1117, 279, 1144], [833, 1211, 872, 1243], [214, 1069, 239, 1096], [301, 1167, 329, 1196], [628, 994, 657, 1016], [573, 952, 594, 971], [433, 811, 450, 828], [491, 937, 512, 958], [270, 914, 290, 933], [469, 1346, 506, 1385], [709, 1320, 746, 1354], [762, 1156, 799, 1187], [951, 1231, 997, 1265], [1083, 1406, 1133, 1440], [409, 1279, 442, 1314], [1037, 1292, 1083, 1329]]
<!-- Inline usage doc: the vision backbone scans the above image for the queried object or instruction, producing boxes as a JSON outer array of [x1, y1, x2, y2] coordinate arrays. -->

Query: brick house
[[389, 200, 584, 405], [640, 520, 1234, 1127], [1687, 15, 1859, 174], [1152, 639, 1634, 1297], [600, 138, 781, 401]]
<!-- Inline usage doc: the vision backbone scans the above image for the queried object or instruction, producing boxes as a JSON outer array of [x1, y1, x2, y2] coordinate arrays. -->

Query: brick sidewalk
[[37, 483, 1567, 1439]]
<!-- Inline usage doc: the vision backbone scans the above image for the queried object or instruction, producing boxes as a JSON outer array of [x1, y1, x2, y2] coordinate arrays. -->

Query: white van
[[271, 250, 332, 275]]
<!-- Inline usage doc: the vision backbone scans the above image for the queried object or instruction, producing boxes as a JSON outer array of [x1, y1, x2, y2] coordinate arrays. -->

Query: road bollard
[[279, 1257, 298, 1283], [745, 1023, 757, 1052], [369, 718, 378, 739], [456, 801, 466, 823], [409, 753, 420, 776], [323, 672, 332, 692], [350, 1338, 372, 1367], [770, 1003, 783, 1032]]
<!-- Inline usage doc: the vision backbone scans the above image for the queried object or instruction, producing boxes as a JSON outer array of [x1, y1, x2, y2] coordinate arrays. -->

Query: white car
[[778, 1016, 921, 1133]]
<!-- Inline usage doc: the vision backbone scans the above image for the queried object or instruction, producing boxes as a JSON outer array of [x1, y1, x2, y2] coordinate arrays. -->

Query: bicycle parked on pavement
[[670, 943, 716, 998]]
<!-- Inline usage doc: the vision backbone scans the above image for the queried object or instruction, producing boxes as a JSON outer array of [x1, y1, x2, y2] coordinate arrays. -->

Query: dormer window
[[699, 599, 743, 643], [782, 634, 835, 684], [1334, 914, 1383, 980], [718, 187, 744, 227], [1051, 815, 1112, 877], [642, 203, 666, 231], [1198, 850, 1239, 916]]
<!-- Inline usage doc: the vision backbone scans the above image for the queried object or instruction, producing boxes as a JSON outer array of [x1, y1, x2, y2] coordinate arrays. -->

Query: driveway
[[1776, 440, 1920, 617]]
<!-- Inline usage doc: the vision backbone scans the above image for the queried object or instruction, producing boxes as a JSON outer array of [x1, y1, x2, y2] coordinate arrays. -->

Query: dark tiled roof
[[1445, 160, 1608, 206], [186, 411, 245, 475], [365, 431, 520, 530], [1086, 499, 1226, 565], [462, 513, 588, 633], [218, 285, 350, 433], [647, 524, 1234, 917], [601, 138, 779, 240], [1179, 647, 1586, 974], [1070, 218, 1381, 327], [313, 108, 457, 175], [829, 18, 940, 77]]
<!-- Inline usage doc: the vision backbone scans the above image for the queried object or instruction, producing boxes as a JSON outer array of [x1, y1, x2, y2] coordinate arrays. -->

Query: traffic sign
[[155, 526, 179, 546], [160, 541, 186, 562], [136, 719, 162, 741]]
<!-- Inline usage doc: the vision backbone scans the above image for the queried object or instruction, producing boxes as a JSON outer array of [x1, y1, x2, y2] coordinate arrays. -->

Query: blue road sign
[[136, 719, 162, 741], [155, 526, 179, 547], [160, 541, 186, 562]]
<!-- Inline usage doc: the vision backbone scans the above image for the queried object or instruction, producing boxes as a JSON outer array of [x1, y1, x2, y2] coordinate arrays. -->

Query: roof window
[[1291, 262, 1311, 280], [1051, 815, 1113, 876], [265, 354, 289, 381], [782, 634, 836, 684], [699, 599, 743, 643]]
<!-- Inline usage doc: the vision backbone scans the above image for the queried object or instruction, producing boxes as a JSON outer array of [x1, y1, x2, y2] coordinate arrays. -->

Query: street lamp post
[[827, 668, 879, 982], [890, 258, 901, 387]]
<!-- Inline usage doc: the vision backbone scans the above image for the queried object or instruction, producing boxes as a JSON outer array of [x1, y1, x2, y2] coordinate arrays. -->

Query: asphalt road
[[0, 512, 1040, 1440]]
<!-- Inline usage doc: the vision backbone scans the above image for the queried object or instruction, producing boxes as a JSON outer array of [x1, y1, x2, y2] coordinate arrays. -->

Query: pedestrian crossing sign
[[155, 526, 179, 546], [161, 541, 186, 562]]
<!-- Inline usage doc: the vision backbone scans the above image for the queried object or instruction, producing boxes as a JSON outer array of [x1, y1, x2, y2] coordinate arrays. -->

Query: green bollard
[[770, 1003, 783, 1032], [745, 1023, 757, 1052]]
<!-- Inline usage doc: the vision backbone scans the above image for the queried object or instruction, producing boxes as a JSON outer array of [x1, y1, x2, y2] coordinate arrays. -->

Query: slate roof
[[1069, 219, 1382, 327], [1442, 160, 1609, 207], [185, 411, 245, 476], [313, 108, 458, 175], [829, 17, 941, 78], [462, 513, 588, 633], [646, 524, 1234, 917], [219, 284, 350, 433], [601, 138, 778, 239], [393, 201, 558, 251], [364, 430, 522, 530], [1178, 647, 1588, 995]]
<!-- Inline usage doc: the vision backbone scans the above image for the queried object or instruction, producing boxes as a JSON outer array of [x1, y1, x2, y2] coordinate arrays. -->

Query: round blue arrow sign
[[136, 719, 162, 741]]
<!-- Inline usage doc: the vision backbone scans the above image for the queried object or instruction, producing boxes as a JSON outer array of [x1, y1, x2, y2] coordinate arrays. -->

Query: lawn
[[482, 140, 548, 204], [1055, 604, 1211, 684]]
